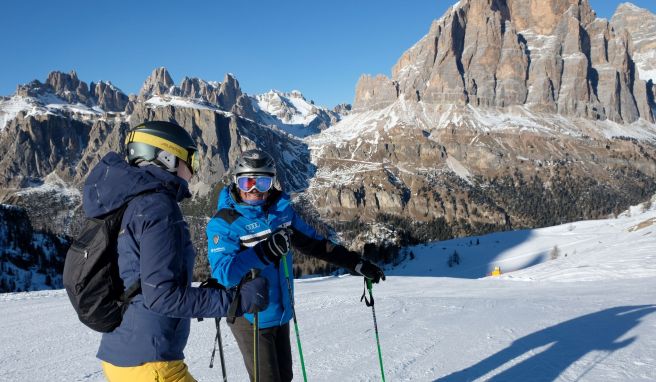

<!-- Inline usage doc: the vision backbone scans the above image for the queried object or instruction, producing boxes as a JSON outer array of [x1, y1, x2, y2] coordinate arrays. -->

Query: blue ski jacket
[[85, 152, 234, 367], [206, 186, 360, 329]]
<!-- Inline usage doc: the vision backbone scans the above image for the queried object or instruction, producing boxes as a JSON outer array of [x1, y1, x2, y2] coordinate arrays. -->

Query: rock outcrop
[[353, 74, 398, 111], [355, 0, 656, 123], [139, 67, 175, 99], [178, 77, 220, 104], [611, 2, 656, 120], [90, 81, 129, 112]]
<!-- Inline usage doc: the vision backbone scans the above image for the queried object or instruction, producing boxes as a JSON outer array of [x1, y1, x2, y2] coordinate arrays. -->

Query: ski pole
[[199, 277, 228, 381], [248, 268, 261, 382], [253, 308, 259, 382], [281, 253, 308, 382], [363, 279, 386, 382], [209, 317, 228, 382]]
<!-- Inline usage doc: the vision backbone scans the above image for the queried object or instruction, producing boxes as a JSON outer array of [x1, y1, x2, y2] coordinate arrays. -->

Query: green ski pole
[[281, 253, 308, 382], [253, 309, 259, 382], [364, 279, 386, 382]]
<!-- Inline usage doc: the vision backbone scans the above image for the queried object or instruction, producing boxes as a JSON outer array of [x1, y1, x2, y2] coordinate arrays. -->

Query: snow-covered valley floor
[[1, 200, 655, 381]]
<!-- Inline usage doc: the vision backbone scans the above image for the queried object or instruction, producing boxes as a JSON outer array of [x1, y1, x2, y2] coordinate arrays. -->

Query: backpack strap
[[118, 281, 142, 313], [212, 208, 242, 224]]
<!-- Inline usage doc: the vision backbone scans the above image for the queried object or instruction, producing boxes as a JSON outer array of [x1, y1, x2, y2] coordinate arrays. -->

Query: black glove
[[238, 276, 269, 314], [355, 259, 386, 283], [254, 228, 291, 265]]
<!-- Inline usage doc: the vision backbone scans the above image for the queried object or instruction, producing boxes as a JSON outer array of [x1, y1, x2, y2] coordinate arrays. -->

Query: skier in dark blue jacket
[[85, 121, 269, 382], [206, 149, 385, 382]]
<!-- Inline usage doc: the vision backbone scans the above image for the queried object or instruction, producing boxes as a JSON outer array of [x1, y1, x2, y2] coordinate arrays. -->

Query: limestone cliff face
[[611, 3, 656, 121], [354, 0, 656, 124], [0, 113, 94, 187]]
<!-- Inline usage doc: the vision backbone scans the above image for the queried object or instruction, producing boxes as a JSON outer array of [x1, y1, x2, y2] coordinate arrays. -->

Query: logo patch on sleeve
[[213, 235, 220, 245]]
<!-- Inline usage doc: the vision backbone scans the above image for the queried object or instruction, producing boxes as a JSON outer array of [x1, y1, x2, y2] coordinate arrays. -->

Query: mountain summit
[[354, 0, 655, 124]]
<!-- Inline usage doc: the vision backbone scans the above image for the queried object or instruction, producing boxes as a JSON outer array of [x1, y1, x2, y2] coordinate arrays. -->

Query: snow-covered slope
[[0, 93, 104, 130], [253, 90, 340, 138], [1, 199, 655, 381], [392, 196, 656, 281]]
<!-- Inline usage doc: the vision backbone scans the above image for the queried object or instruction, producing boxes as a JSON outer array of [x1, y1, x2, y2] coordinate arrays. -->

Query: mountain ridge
[[1, 0, 656, 291]]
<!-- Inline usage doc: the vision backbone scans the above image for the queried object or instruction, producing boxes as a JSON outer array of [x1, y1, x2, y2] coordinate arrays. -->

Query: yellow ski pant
[[101, 360, 197, 382]]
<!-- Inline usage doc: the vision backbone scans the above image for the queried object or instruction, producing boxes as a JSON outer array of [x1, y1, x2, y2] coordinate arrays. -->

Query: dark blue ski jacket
[[85, 152, 234, 367], [206, 186, 360, 329]]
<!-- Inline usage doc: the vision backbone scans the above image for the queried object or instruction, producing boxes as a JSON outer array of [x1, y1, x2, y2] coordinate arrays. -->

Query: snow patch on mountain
[[145, 95, 233, 116], [254, 90, 315, 124], [252, 90, 340, 138], [308, 99, 656, 148], [634, 49, 656, 82], [15, 172, 81, 200], [0, 93, 105, 130]]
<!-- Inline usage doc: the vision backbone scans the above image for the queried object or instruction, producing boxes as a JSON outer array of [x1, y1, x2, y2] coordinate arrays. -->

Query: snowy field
[[1, 200, 655, 381]]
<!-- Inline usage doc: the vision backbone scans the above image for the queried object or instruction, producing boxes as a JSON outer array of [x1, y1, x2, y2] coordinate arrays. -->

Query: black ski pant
[[228, 316, 293, 382]]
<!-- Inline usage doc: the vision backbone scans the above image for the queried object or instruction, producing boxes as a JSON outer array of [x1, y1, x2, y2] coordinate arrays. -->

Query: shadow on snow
[[435, 305, 656, 382]]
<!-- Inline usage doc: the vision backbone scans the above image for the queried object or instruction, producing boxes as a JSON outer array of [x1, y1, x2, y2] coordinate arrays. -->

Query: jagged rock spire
[[139, 67, 175, 98]]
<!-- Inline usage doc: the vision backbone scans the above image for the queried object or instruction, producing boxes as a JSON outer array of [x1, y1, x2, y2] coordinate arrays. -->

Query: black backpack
[[63, 200, 142, 333]]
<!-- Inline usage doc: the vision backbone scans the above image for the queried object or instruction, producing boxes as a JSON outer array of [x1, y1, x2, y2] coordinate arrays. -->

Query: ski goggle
[[189, 151, 200, 175], [236, 175, 274, 193]]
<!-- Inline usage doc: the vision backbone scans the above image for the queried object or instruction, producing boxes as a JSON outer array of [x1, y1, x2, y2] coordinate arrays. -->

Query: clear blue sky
[[2, 0, 654, 108]]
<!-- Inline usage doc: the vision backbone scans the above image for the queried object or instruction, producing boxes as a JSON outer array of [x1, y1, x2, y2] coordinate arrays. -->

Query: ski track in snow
[[1, 202, 656, 381]]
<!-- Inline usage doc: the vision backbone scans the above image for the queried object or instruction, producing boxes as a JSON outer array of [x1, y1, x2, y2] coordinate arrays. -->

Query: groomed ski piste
[[1, 197, 655, 381]]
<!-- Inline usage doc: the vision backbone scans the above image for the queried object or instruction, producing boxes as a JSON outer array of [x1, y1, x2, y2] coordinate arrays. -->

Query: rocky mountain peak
[[178, 77, 218, 103], [333, 103, 352, 115], [44, 70, 91, 105], [218, 73, 243, 111], [90, 81, 129, 112], [353, 0, 656, 124], [139, 67, 175, 98], [615, 2, 645, 13], [505, 0, 596, 34], [46, 70, 84, 94]]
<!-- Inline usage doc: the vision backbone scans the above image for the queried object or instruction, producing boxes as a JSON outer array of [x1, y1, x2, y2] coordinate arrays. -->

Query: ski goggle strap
[[236, 175, 274, 193], [126, 130, 200, 174]]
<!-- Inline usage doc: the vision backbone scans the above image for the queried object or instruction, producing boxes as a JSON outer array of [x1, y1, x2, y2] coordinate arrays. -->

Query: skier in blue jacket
[[86, 121, 269, 382], [206, 149, 385, 382]]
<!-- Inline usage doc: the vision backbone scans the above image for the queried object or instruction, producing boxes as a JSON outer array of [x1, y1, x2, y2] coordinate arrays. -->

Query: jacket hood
[[83, 152, 191, 218]]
